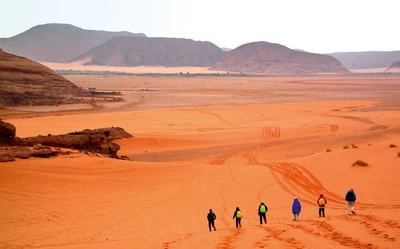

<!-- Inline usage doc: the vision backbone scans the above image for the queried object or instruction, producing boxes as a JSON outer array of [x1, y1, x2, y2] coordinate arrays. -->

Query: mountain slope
[[385, 61, 400, 73], [0, 23, 146, 63], [328, 51, 400, 69], [0, 49, 87, 107], [210, 42, 349, 74], [72, 36, 224, 67]]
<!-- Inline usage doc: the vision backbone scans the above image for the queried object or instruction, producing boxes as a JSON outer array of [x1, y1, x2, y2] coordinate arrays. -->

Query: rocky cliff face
[[72, 36, 225, 67], [210, 42, 350, 74], [0, 49, 88, 107]]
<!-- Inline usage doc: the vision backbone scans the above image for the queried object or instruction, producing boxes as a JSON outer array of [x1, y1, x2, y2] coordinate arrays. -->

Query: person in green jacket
[[258, 201, 268, 224]]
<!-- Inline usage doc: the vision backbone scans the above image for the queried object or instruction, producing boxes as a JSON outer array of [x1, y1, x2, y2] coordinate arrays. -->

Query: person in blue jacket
[[292, 197, 301, 220], [345, 188, 357, 214]]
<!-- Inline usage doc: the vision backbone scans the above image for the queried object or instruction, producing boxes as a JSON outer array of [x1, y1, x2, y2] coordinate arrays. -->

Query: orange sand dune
[[1, 75, 400, 249]]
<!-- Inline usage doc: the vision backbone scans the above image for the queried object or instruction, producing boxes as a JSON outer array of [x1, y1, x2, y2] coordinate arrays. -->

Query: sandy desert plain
[[1, 67, 400, 249]]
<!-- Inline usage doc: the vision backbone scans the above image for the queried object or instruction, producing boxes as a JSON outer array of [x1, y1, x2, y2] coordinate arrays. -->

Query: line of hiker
[[207, 188, 356, 231]]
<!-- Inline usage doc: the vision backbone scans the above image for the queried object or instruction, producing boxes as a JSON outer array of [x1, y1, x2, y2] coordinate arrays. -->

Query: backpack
[[260, 205, 267, 213], [319, 198, 325, 205], [236, 210, 243, 218]]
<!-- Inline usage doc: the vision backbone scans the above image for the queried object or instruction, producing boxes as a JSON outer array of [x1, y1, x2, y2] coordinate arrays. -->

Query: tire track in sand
[[243, 126, 344, 206], [194, 107, 236, 128], [213, 127, 280, 165]]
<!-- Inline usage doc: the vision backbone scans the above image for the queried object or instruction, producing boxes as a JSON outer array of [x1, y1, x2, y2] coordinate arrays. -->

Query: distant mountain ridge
[[0, 23, 145, 63], [328, 51, 400, 69], [211, 42, 349, 74], [72, 36, 225, 67]]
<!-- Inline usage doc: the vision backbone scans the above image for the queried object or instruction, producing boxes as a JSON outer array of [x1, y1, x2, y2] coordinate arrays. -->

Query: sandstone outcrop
[[0, 119, 16, 137], [0, 49, 88, 107], [0, 120, 133, 162], [210, 41, 350, 74]]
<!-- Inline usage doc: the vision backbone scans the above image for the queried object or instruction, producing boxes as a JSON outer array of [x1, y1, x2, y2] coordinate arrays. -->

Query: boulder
[[0, 120, 16, 137]]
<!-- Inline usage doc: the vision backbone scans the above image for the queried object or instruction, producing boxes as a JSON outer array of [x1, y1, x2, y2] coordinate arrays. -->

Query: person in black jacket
[[232, 207, 242, 228], [345, 188, 356, 214], [258, 201, 268, 224], [207, 209, 217, 231]]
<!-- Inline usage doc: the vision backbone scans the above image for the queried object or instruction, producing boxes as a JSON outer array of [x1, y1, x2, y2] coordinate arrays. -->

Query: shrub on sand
[[343, 145, 349, 149], [351, 144, 358, 148], [352, 160, 369, 167], [389, 144, 397, 148], [398, 152, 400, 157], [326, 149, 331, 152]]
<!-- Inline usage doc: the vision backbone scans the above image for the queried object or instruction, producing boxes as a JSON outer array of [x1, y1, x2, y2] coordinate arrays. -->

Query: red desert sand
[[1, 72, 400, 249]]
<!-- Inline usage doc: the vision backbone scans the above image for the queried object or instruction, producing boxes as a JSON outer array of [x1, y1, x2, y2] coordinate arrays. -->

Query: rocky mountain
[[71, 36, 224, 67], [0, 23, 146, 63], [0, 49, 87, 107], [328, 51, 400, 69], [210, 42, 349, 74]]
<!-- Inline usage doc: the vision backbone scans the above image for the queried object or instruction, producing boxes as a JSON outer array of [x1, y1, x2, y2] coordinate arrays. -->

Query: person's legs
[[322, 208, 325, 217], [238, 218, 242, 227], [347, 201, 351, 214], [259, 215, 262, 224], [235, 218, 239, 228], [263, 213, 267, 223], [211, 220, 216, 230], [350, 202, 355, 213], [208, 221, 212, 231]]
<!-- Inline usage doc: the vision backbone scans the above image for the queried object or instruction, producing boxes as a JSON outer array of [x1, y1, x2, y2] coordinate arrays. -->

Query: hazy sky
[[1, 0, 399, 53]]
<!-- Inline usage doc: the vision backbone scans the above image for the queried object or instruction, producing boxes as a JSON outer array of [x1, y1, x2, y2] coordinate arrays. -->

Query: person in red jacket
[[317, 194, 327, 217]]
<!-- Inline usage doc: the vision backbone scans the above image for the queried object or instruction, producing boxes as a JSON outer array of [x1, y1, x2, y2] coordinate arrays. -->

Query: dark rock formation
[[0, 49, 89, 107], [210, 41, 349, 74], [71, 36, 224, 67], [0, 23, 146, 63], [0, 120, 16, 137], [0, 124, 133, 161]]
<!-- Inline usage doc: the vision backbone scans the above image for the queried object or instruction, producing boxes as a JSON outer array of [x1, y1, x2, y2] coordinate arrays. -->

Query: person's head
[[261, 201, 264, 204], [236, 207, 240, 211], [320, 194, 324, 198], [209, 209, 212, 212]]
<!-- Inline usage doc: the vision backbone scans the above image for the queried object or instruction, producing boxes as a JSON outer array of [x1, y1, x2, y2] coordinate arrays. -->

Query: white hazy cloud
[[1, 0, 399, 53]]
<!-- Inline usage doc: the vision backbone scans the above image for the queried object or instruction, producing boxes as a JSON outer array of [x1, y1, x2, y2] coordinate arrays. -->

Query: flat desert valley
[[1, 71, 400, 249]]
